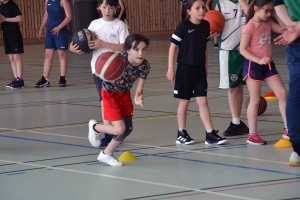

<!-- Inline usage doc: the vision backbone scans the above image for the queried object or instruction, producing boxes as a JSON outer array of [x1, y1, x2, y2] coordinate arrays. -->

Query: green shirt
[[274, 0, 300, 21]]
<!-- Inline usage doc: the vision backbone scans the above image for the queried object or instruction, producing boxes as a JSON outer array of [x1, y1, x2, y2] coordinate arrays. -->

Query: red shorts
[[101, 88, 133, 121]]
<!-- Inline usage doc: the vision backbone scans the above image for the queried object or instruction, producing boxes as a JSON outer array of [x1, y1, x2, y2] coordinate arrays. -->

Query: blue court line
[[86, 162, 103, 166], [1, 134, 299, 177], [202, 145, 253, 152], [7, 172, 26, 176]]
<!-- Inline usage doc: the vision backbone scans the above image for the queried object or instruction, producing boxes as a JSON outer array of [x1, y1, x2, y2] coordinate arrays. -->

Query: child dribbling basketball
[[88, 34, 150, 167], [167, 0, 228, 145], [70, 0, 129, 148], [240, 0, 288, 145], [0, 0, 25, 89]]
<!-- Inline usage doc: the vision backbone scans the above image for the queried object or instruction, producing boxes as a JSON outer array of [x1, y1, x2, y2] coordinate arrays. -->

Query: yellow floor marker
[[274, 138, 292, 148], [118, 151, 138, 162]]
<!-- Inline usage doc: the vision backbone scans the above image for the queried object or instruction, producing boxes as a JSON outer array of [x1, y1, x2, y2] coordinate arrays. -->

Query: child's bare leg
[[196, 96, 213, 131], [8, 54, 17, 78], [14, 54, 24, 78], [177, 99, 189, 129], [246, 79, 262, 133], [94, 119, 125, 136], [265, 76, 287, 127]]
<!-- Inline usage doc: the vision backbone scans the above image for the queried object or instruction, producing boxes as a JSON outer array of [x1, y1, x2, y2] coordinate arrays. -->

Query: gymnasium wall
[[0, 0, 181, 41]]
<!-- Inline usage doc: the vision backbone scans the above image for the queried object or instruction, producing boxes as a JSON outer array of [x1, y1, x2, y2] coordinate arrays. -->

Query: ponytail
[[246, 4, 255, 23]]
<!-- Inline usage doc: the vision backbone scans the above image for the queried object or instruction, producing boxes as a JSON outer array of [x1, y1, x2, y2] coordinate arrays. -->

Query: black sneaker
[[205, 130, 228, 145], [176, 130, 195, 145], [35, 76, 50, 88], [223, 122, 247, 136], [214, 43, 219, 49], [6, 78, 16, 88], [240, 121, 249, 133], [59, 78, 66, 87], [12, 78, 24, 89]]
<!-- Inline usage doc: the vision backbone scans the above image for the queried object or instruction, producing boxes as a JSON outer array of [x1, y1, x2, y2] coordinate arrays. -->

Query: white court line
[[144, 88, 234, 96], [0, 159, 258, 200], [0, 127, 287, 165]]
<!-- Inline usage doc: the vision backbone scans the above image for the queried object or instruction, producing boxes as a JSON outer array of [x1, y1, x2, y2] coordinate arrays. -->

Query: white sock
[[178, 128, 185, 132], [232, 118, 240, 125], [249, 131, 256, 135], [206, 129, 213, 133]]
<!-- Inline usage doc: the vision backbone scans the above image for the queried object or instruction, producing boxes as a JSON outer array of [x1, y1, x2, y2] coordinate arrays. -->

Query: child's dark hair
[[97, 0, 119, 7], [185, 0, 206, 20], [124, 34, 150, 51], [246, 0, 273, 22]]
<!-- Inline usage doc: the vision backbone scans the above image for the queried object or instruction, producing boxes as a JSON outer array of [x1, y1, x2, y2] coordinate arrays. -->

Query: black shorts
[[3, 30, 24, 54], [174, 64, 207, 100]]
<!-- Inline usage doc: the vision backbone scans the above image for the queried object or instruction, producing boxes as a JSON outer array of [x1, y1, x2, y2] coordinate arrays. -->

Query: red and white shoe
[[282, 128, 289, 140], [247, 134, 267, 145]]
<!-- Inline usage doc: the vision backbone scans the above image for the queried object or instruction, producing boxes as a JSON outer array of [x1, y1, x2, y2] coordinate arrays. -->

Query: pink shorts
[[101, 88, 133, 121]]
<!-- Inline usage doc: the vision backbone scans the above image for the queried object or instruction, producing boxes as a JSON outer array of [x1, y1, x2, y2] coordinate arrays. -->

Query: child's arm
[[238, 0, 250, 15], [0, 15, 22, 23], [69, 42, 84, 54], [134, 79, 146, 108], [240, 34, 271, 65], [89, 40, 125, 52], [215, 3, 219, 11], [166, 43, 177, 83], [271, 20, 284, 34], [206, 0, 212, 11], [52, 0, 72, 35], [117, 0, 125, 20], [38, 0, 48, 39]]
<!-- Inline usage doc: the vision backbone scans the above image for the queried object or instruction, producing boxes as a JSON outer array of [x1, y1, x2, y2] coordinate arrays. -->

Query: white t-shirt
[[88, 18, 129, 74]]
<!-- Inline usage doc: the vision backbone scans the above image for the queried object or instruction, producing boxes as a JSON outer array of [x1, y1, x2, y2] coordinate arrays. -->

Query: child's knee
[[115, 126, 126, 135]]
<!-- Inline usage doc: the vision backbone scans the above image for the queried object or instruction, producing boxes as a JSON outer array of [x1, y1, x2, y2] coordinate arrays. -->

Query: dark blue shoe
[[100, 133, 113, 147]]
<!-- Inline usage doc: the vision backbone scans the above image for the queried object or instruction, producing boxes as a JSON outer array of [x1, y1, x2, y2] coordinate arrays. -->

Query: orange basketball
[[95, 52, 124, 82], [246, 96, 267, 116], [204, 10, 225, 33]]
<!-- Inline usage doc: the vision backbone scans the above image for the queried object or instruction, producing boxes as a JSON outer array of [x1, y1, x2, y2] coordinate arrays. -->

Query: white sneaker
[[289, 152, 300, 167], [88, 119, 101, 148], [97, 151, 123, 167]]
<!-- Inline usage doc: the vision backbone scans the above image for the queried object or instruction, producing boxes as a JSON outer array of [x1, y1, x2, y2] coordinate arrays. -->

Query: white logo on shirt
[[259, 33, 271, 45], [188, 29, 195, 33]]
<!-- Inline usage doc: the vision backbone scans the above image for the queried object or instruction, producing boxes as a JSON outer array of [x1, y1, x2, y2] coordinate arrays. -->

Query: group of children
[[1, 0, 299, 167]]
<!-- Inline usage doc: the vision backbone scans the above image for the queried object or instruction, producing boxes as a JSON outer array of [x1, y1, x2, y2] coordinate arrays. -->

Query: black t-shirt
[[0, 0, 22, 31], [171, 20, 210, 67]]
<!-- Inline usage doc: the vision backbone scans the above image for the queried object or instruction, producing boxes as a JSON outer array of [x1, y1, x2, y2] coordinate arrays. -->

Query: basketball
[[95, 52, 125, 82], [246, 96, 267, 116], [72, 29, 94, 53], [204, 10, 225, 33]]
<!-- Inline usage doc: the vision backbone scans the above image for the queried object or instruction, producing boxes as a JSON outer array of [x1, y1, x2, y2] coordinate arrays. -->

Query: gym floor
[[0, 34, 299, 200]]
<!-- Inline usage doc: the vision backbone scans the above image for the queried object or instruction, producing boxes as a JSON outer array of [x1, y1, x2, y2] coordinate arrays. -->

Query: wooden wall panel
[[0, 0, 180, 40]]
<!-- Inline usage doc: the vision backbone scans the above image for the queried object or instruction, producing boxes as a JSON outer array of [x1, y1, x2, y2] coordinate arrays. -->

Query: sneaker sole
[[97, 157, 124, 167], [289, 162, 300, 167], [282, 135, 290, 140], [247, 140, 267, 145], [35, 85, 50, 88], [205, 139, 228, 145], [88, 119, 101, 148], [59, 84, 66, 87], [175, 140, 195, 145]]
